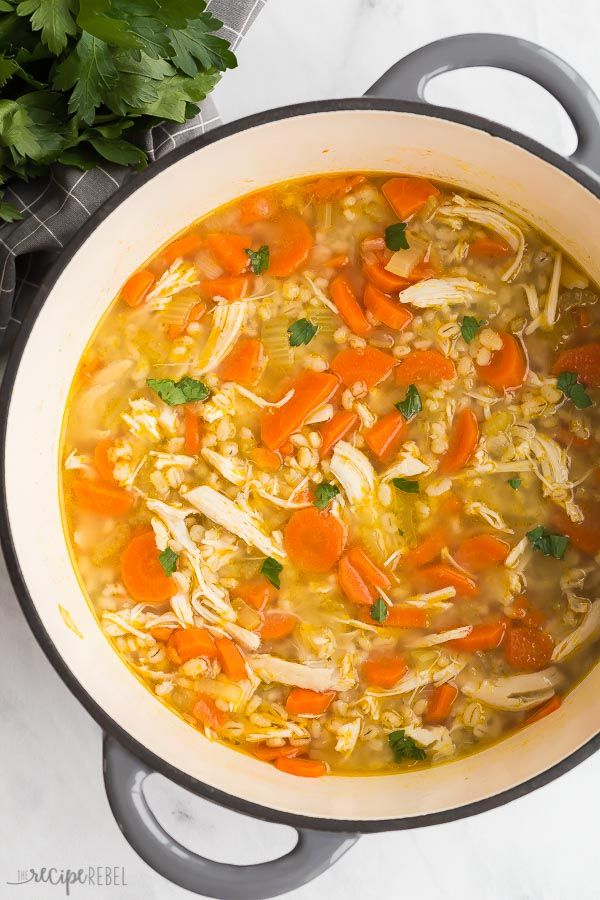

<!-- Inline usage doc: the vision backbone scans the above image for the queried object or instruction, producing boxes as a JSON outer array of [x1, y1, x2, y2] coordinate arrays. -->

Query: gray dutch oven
[[2, 33, 600, 900]]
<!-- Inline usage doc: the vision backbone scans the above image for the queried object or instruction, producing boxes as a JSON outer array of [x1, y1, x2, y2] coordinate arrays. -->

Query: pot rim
[[2, 97, 599, 833]]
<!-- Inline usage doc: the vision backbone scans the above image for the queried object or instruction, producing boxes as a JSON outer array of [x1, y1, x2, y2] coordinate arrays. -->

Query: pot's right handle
[[366, 33, 600, 180]]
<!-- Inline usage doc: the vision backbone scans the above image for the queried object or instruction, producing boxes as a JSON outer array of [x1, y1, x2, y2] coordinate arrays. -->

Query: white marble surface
[[2, 1, 600, 898]]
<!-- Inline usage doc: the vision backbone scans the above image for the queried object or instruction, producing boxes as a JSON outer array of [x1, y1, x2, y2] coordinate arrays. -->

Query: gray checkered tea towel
[[0, 0, 266, 346]]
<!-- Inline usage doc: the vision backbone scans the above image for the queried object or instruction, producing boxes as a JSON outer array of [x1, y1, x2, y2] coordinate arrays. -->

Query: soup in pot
[[61, 173, 600, 777]]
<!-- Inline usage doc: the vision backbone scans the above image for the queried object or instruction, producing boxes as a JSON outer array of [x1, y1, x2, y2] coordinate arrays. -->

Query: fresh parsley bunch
[[0, 0, 236, 221]]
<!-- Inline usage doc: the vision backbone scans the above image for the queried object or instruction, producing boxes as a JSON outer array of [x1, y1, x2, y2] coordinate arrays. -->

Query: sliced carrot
[[394, 349, 456, 385], [448, 621, 507, 651], [318, 409, 359, 457], [523, 696, 561, 726], [162, 233, 203, 265], [260, 612, 298, 642], [72, 478, 133, 517], [476, 332, 527, 391], [266, 213, 313, 276], [93, 439, 115, 483], [284, 507, 346, 573], [192, 694, 227, 731], [305, 174, 365, 201], [504, 626, 555, 671], [252, 743, 304, 761], [468, 237, 511, 259], [280, 440, 294, 456], [440, 492, 463, 515], [234, 576, 277, 610], [552, 342, 600, 387], [120, 531, 177, 604], [251, 446, 281, 472], [454, 534, 510, 571], [201, 275, 250, 301], [553, 502, 600, 556], [329, 273, 371, 336], [347, 546, 391, 591], [382, 176, 440, 220], [218, 337, 265, 386], [359, 606, 429, 628], [215, 637, 247, 681], [363, 260, 411, 293], [205, 232, 249, 275], [150, 626, 173, 642], [425, 682, 458, 724], [285, 688, 336, 716], [183, 408, 201, 454], [261, 371, 339, 450], [239, 193, 276, 225], [121, 269, 155, 307], [168, 627, 217, 663], [363, 283, 413, 331], [438, 408, 479, 474], [362, 653, 408, 688], [403, 527, 448, 568], [338, 553, 377, 606], [168, 300, 207, 339], [407, 259, 438, 282], [364, 409, 407, 462], [330, 346, 396, 390], [275, 756, 326, 777], [416, 563, 478, 597], [327, 253, 350, 269]]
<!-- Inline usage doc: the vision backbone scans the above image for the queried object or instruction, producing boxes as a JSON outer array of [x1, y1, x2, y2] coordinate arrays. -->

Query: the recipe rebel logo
[[6, 866, 128, 896]]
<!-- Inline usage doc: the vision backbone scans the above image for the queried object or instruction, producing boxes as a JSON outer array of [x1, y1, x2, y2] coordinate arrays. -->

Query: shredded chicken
[[250, 655, 338, 692], [397, 277, 493, 308], [194, 301, 246, 375], [462, 668, 562, 711], [185, 485, 285, 559], [552, 602, 600, 661], [330, 441, 375, 504]]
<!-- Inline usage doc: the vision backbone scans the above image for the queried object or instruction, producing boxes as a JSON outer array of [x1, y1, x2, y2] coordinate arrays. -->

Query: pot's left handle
[[103, 735, 359, 900]]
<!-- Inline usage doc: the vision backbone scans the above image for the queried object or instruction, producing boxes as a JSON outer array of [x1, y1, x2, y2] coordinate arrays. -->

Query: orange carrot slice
[[416, 563, 478, 597], [251, 446, 281, 472], [252, 743, 304, 761], [150, 626, 174, 642], [363, 283, 413, 331], [192, 694, 227, 730], [347, 546, 391, 591], [239, 193, 276, 225], [285, 688, 336, 716], [305, 174, 366, 201], [261, 371, 339, 450], [438, 408, 479, 474], [359, 606, 429, 628], [476, 332, 527, 390], [327, 253, 350, 269], [330, 346, 396, 390], [266, 213, 313, 276], [260, 612, 298, 642], [183, 408, 201, 454], [205, 232, 249, 275], [162, 234, 203, 265], [364, 409, 407, 461], [552, 501, 600, 556], [382, 177, 440, 219], [363, 261, 411, 293], [329, 273, 371, 336], [362, 653, 408, 688], [284, 507, 345, 573], [275, 756, 327, 777], [121, 531, 177, 604], [215, 637, 247, 681], [468, 237, 511, 259], [72, 478, 133, 516], [394, 349, 456, 385], [168, 627, 218, 663], [318, 409, 359, 457], [425, 683, 458, 724], [552, 342, 600, 387], [523, 695, 561, 726], [403, 527, 448, 568], [338, 553, 377, 606], [93, 439, 115, 483], [121, 269, 155, 307], [454, 534, 510, 571], [448, 621, 507, 651], [504, 626, 555, 671], [201, 275, 250, 301], [234, 576, 277, 610], [218, 338, 265, 386]]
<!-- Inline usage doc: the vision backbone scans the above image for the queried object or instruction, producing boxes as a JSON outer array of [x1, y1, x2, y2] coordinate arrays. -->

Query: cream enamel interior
[[5, 108, 600, 823]]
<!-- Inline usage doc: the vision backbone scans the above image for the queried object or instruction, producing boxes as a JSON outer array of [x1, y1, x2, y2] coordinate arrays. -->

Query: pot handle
[[103, 735, 358, 900], [366, 33, 600, 180]]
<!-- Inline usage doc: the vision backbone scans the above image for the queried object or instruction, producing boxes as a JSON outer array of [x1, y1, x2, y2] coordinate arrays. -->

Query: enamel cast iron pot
[[2, 33, 600, 900]]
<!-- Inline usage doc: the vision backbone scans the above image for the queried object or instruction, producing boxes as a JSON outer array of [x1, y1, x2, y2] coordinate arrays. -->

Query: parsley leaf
[[461, 315, 485, 344], [556, 371, 592, 409], [17, 0, 77, 56], [158, 547, 178, 577], [392, 477, 419, 494], [508, 477, 521, 490], [395, 384, 422, 421], [370, 597, 388, 624], [246, 244, 269, 275], [288, 318, 318, 347], [313, 482, 339, 510], [385, 222, 409, 251], [260, 556, 283, 589], [147, 376, 210, 405], [388, 729, 426, 761], [526, 525, 570, 560]]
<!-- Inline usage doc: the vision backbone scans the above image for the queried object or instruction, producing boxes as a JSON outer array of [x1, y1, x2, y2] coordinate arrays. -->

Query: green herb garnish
[[288, 318, 318, 347], [158, 547, 178, 577], [370, 597, 388, 624], [508, 477, 522, 490], [261, 556, 283, 589], [147, 376, 210, 405], [388, 729, 426, 761], [556, 371, 592, 409], [395, 384, 422, 421], [526, 525, 570, 560], [313, 482, 339, 510], [384, 222, 409, 251], [392, 477, 419, 494], [461, 315, 486, 344], [246, 245, 269, 275], [0, 2, 236, 220]]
